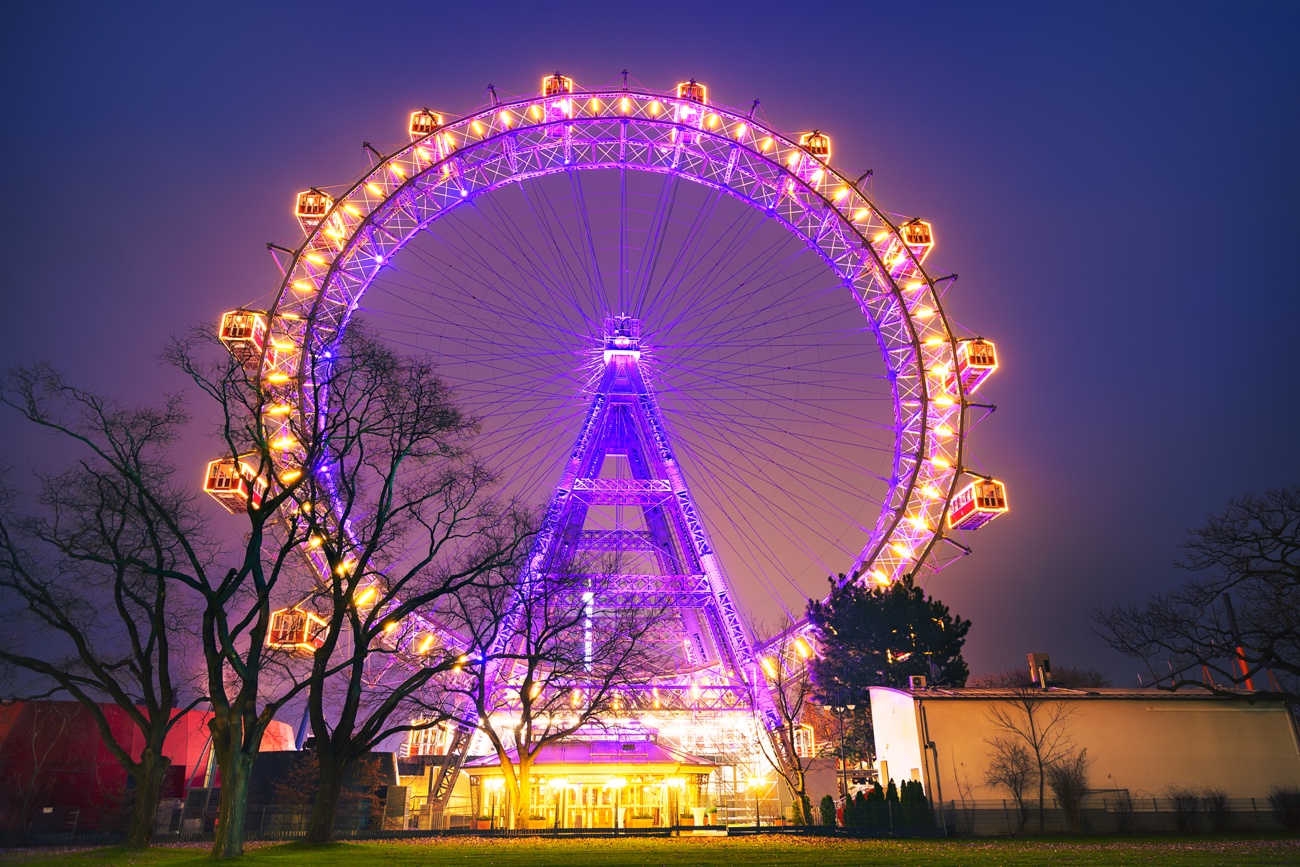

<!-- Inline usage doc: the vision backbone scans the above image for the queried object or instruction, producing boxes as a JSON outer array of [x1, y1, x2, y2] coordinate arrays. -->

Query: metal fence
[[2, 795, 1293, 847]]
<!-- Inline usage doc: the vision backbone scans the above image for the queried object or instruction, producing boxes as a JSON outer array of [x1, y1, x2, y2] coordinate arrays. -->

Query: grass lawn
[[3, 835, 1299, 867]]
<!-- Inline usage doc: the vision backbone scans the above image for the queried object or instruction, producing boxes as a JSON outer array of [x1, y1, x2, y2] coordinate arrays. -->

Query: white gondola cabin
[[881, 219, 935, 277], [952, 338, 998, 393], [204, 455, 268, 513], [408, 108, 443, 140], [541, 73, 575, 130], [798, 131, 832, 162], [268, 607, 328, 653], [947, 478, 1008, 531], [294, 189, 333, 232], [676, 79, 707, 104], [218, 309, 268, 366]]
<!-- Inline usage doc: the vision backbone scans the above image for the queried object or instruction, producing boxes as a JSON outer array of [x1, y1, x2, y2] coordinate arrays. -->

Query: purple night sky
[[3, 1, 1298, 684]]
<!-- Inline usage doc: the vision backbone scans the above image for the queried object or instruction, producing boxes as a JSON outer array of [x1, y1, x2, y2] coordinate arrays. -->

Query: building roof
[[871, 685, 1272, 701], [464, 739, 716, 773]]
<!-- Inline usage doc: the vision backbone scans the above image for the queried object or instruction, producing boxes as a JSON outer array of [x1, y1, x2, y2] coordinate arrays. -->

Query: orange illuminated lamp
[[947, 478, 1008, 531], [408, 108, 444, 140], [952, 338, 998, 393], [798, 131, 832, 162], [204, 455, 269, 514], [218, 309, 268, 367], [268, 607, 329, 653], [294, 189, 333, 232]]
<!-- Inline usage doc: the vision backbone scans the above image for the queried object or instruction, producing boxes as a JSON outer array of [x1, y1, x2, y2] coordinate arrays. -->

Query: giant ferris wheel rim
[[256, 79, 980, 597]]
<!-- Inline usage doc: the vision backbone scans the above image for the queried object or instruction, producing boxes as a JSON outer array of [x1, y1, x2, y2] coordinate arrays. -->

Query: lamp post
[[832, 701, 857, 811], [747, 775, 765, 831]]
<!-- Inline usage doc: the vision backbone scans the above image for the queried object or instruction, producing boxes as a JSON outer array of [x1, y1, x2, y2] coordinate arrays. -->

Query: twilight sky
[[3, 1, 1298, 684]]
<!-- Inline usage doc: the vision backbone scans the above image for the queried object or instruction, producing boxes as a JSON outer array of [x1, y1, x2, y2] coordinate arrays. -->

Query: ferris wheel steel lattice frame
[[211, 76, 1007, 660]]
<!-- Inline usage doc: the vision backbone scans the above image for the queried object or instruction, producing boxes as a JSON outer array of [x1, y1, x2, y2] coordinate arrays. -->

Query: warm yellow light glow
[[292, 280, 314, 292], [924, 336, 945, 346], [786, 152, 801, 168], [308, 535, 324, 549], [707, 114, 719, 128], [853, 208, 869, 221], [930, 455, 952, 469], [794, 637, 812, 658], [934, 395, 956, 407], [417, 634, 435, 654], [906, 281, 925, 292], [529, 682, 542, 699], [389, 163, 406, 178], [499, 110, 511, 126], [356, 586, 377, 606], [385, 620, 399, 634], [935, 425, 954, 438], [443, 132, 455, 148], [907, 515, 929, 530], [366, 183, 384, 196], [471, 120, 483, 135], [279, 468, 302, 483], [891, 542, 912, 558], [834, 186, 850, 201], [342, 203, 361, 216], [621, 97, 631, 113], [922, 485, 941, 499], [266, 372, 289, 383], [760, 137, 773, 152], [735, 122, 747, 139], [810, 168, 824, 183], [915, 306, 936, 319], [873, 231, 889, 243], [530, 104, 541, 119], [589, 97, 600, 111], [415, 147, 431, 161], [267, 403, 293, 415], [305, 253, 326, 265], [761, 657, 777, 678], [272, 436, 296, 450], [606, 777, 626, 789], [871, 569, 891, 586]]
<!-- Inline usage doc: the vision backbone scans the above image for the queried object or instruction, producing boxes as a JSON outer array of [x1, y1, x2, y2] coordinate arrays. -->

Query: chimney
[[1027, 652, 1051, 689]]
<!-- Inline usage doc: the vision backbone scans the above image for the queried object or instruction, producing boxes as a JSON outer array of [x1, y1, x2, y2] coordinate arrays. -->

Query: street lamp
[[747, 775, 765, 830], [607, 777, 626, 831]]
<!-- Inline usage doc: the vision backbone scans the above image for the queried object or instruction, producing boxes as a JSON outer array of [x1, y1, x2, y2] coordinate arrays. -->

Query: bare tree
[[983, 737, 1033, 830], [1092, 485, 1300, 703], [0, 368, 204, 848], [0, 322, 528, 857], [753, 627, 823, 824], [163, 324, 533, 854], [969, 666, 1111, 689], [985, 688, 1076, 830], [447, 557, 670, 829], [1044, 748, 1090, 833]]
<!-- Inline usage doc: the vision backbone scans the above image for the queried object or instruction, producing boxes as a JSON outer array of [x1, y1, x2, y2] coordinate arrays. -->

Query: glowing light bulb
[[389, 163, 405, 178], [366, 183, 384, 196], [834, 186, 850, 201], [530, 104, 541, 119], [891, 542, 913, 558], [929, 455, 951, 469], [853, 208, 870, 221], [760, 137, 773, 152], [935, 425, 954, 438], [650, 101, 661, 116], [471, 120, 483, 135], [499, 110, 511, 126], [621, 97, 631, 113]]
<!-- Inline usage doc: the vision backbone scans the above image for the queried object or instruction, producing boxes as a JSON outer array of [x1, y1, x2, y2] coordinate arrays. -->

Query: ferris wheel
[[205, 71, 1006, 689]]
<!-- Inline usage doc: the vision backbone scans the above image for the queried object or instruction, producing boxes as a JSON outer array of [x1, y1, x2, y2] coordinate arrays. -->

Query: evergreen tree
[[866, 782, 886, 831], [808, 574, 971, 708], [820, 794, 837, 828], [852, 790, 869, 828]]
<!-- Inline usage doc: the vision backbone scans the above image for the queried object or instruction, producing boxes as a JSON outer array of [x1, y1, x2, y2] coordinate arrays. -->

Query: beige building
[[870, 684, 1300, 806]]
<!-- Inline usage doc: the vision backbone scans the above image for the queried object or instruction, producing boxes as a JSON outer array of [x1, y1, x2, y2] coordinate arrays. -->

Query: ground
[[3, 835, 1299, 866]]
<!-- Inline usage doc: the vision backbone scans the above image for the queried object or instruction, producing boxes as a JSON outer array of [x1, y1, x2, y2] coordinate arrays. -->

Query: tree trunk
[[123, 751, 171, 848], [512, 756, 533, 830], [304, 755, 346, 844], [210, 750, 255, 858]]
